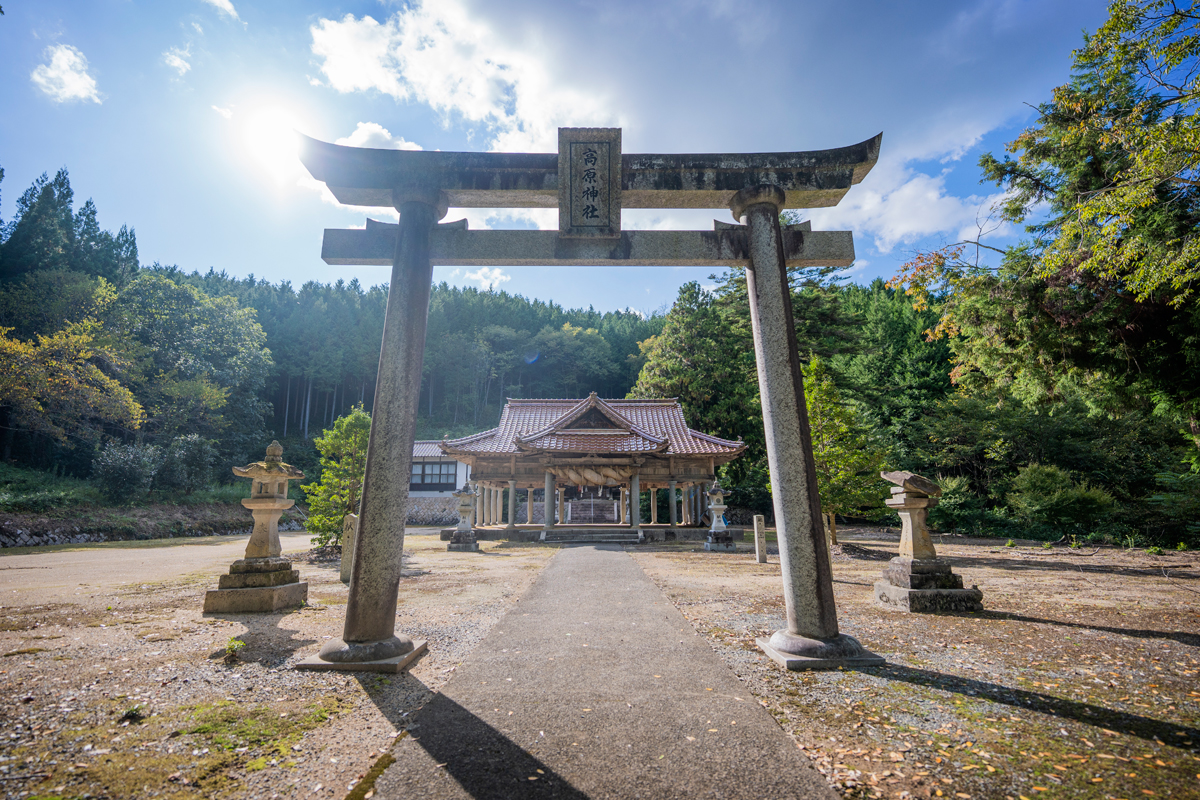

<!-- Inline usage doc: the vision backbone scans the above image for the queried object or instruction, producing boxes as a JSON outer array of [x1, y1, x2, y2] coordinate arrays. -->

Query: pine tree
[[803, 355, 891, 543], [300, 406, 371, 546]]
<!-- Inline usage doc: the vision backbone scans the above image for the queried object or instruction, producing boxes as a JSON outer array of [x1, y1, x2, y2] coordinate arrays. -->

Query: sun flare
[[243, 107, 303, 185]]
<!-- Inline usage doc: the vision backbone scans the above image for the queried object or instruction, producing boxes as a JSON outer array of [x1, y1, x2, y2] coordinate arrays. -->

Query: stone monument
[[703, 480, 734, 551], [754, 515, 768, 564], [447, 482, 480, 551], [204, 442, 308, 613], [339, 513, 358, 584], [298, 125, 885, 672], [873, 471, 984, 612]]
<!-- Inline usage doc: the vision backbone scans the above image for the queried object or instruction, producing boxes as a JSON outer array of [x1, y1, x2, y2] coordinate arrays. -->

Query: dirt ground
[[633, 529, 1200, 800], [0, 527, 1197, 800], [0, 530, 557, 800]]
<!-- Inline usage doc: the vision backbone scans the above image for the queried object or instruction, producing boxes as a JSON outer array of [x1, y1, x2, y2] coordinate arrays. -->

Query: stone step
[[543, 532, 641, 544]]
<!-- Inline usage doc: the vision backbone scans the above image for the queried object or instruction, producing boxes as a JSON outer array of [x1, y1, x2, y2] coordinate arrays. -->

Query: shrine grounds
[[0, 528, 1197, 800]]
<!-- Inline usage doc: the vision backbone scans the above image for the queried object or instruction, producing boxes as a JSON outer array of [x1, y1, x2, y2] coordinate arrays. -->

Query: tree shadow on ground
[[940, 609, 1200, 648], [861, 663, 1200, 747], [358, 676, 587, 799], [837, 537, 1199, 580]]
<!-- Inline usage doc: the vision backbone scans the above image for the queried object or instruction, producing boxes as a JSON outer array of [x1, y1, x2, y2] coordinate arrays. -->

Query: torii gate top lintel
[[297, 129, 882, 212]]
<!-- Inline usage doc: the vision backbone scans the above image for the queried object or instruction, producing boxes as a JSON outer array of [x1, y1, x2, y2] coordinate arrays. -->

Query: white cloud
[[212, 105, 232, 119], [809, 160, 1011, 254], [201, 0, 240, 21], [192, 22, 204, 35], [310, 1, 616, 155], [30, 44, 101, 104], [335, 122, 422, 151], [163, 47, 191, 76], [464, 267, 511, 290]]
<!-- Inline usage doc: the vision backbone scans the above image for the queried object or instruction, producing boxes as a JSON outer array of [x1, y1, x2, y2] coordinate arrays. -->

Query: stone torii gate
[[297, 127, 884, 672]]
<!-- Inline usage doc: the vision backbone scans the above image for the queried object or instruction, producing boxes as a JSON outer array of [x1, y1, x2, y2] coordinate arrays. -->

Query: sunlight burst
[[243, 107, 303, 186]]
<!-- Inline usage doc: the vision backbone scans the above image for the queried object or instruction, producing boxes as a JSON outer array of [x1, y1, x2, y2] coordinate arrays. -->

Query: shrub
[[301, 406, 372, 547], [928, 475, 985, 532], [726, 485, 774, 525], [156, 434, 217, 494], [92, 442, 163, 503], [1149, 460, 1200, 546], [1007, 464, 1114, 536]]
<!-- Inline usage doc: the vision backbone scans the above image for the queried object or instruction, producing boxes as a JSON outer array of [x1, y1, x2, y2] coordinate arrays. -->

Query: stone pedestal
[[205, 557, 308, 613], [874, 470, 983, 613], [448, 483, 479, 551], [205, 442, 308, 614], [874, 557, 983, 612]]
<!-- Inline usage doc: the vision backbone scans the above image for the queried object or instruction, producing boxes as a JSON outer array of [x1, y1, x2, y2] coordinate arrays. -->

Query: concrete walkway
[[375, 545, 835, 799]]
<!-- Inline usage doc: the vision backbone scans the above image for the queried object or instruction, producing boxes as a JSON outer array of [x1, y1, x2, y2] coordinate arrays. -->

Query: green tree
[[830, 279, 953, 466], [895, 3, 1200, 441], [802, 356, 891, 543], [629, 282, 761, 483], [104, 272, 272, 465], [0, 318, 144, 452], [1036, 0, 1200, 301], [301, 406, 371, 546]]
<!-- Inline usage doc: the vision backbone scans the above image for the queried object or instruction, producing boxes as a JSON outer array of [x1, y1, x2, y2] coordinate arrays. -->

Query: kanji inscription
[[558, 127, 621, 238]]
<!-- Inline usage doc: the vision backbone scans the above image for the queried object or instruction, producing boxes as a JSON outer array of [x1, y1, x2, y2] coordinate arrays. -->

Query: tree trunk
[[823, 513, 838, 546], [0, 407, 12, 462], [282, 376, 291, 438], [303, 376, 313, 439]]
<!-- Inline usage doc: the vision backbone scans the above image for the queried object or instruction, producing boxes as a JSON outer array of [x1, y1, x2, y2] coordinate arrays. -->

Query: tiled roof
[[413, 440, 453, 458], [441, 395, 744, 458]]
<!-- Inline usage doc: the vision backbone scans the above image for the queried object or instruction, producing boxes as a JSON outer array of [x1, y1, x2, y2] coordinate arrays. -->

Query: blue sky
[[1, 0, 1108, 314]]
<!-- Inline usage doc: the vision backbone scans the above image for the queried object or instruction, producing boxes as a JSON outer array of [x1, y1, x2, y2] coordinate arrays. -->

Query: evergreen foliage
[[156, 434, 216, 494], [802, 355, 891, 539], [92, 442, 162, 503], [301, 406, 372, 547]]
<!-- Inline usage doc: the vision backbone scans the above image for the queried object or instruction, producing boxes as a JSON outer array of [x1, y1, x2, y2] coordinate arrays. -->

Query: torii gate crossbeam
[[295, 128, 884, 673]]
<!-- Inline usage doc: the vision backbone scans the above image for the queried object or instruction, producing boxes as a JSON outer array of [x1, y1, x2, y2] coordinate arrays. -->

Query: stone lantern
[[703, 480, 735, 551], [203, 441, 308, 613], [448, 482, 480, 551], [873, 470, 983, 612]]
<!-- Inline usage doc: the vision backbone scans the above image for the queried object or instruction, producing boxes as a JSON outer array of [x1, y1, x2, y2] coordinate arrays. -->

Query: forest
[[0, 0, 1196, 546]]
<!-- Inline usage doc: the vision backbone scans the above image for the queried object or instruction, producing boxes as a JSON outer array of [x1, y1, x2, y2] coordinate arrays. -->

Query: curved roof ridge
[[514, 393, 639, 444], [686, 428, 746, 450]]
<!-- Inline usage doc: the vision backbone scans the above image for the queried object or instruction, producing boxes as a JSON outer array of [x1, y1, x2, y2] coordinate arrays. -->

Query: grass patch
[[2, 646, 47, 657], [0, 462, 101, 512], [184, 697, 345, 757], [345, 736, 402, 800]]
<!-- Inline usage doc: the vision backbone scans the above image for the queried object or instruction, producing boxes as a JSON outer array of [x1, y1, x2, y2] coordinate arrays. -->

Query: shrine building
[[438, 393, 744, 541]]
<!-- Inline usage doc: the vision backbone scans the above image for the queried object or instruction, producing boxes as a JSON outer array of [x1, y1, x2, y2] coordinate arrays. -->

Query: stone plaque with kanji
[[558, 127, 621, 238]]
